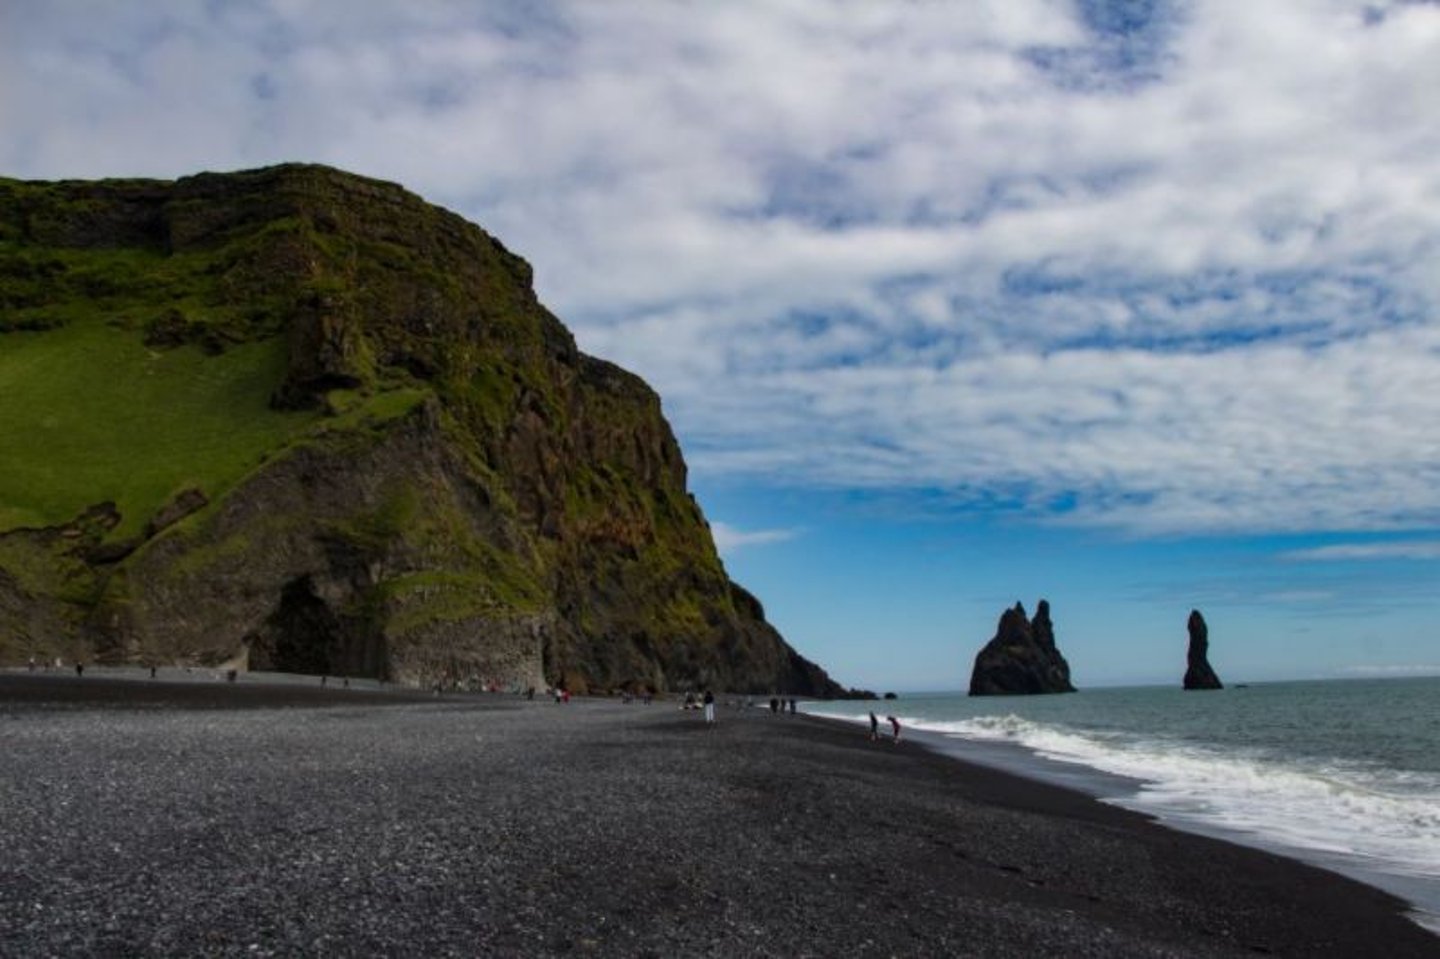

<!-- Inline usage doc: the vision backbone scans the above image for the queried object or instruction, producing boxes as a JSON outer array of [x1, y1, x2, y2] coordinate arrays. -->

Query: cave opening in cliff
[[260, 576, 344, 677]]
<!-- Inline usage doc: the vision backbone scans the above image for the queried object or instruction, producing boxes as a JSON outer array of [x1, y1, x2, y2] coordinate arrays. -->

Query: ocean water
[[806, 678, 1440, 932]]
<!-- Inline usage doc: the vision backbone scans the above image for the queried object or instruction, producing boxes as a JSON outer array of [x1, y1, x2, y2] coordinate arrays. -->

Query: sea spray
[[808, 678, 1440, 929]]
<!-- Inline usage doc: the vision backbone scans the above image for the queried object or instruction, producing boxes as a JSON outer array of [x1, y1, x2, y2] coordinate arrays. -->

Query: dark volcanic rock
[[969, 599, 1077, 696], [1182, 609, 1224, 690], [143, 487, 208, 538]]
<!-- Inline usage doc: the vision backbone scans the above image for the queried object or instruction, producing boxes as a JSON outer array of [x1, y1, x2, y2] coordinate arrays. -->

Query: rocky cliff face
[[1182, 609, 1223, 690], [0, 164, 852, 696], [969, 599, 1077, 696]]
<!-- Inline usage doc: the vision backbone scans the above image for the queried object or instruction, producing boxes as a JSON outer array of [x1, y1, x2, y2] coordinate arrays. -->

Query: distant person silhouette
[[887, 715, 901, 744]]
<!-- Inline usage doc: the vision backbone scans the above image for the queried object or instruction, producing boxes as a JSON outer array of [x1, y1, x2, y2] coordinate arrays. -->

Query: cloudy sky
[[6, 0, 1439, 688]]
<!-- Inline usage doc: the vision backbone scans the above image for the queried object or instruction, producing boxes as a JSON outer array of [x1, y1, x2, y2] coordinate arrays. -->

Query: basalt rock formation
[[1182, 609, 1223, 690], [0, 164, 856, 697], [969, 599, 1077, 696]]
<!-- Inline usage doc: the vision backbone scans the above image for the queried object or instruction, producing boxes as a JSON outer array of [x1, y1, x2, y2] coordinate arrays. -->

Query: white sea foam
[[906, 712, 1440, 882]]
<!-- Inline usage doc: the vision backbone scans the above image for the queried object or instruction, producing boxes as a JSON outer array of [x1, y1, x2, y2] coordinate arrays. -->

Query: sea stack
[[1182, 609, 1223, 690], [969, 599, 1077, 696]]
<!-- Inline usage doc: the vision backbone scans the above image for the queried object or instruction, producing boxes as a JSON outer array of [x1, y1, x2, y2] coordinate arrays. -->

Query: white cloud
[[1338, 663, 1440, 676], [5, 1, 1440, 536], [1258, 590, 1336, 604], [708, 522, 798, 557], [1284, 541, 1440, 562]]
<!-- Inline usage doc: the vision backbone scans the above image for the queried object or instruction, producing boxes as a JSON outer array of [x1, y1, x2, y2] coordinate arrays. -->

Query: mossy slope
[[0, 165, 851, 696]]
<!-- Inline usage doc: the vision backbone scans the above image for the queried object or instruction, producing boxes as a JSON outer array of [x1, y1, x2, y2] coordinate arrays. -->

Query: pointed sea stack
[[969, 599, 1077, 696], [1182, 609, 1223, 690]]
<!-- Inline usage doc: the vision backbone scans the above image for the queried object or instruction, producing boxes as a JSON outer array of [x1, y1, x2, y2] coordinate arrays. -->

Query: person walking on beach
[[887, 715, 901, 744], [869, 711, 879, 741], [702, 689, 716, 725]]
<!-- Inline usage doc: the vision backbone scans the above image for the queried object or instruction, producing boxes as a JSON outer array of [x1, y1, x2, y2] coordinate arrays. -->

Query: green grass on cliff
[[1, 166, 756, 688], [0, 317, 319, 537], [0, 179, 322, 538]]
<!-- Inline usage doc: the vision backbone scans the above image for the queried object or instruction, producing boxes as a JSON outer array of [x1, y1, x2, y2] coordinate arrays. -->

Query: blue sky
[[5, 0, 1439, 689]]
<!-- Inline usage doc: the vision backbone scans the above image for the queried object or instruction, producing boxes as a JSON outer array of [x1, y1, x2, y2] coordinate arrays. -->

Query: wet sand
[[2, 672, 1434, 957]]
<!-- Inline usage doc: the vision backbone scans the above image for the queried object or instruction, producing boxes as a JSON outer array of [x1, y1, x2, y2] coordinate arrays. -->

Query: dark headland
[[0, 165, 859, 700], [3, 673, 1433, 958]]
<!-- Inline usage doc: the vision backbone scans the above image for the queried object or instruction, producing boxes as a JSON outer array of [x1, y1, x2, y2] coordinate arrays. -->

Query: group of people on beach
[[681, 689, 717, 722], [28, 656, 78, 674], [768, 696, 798, 715], [869, 711, 901, 744], [683, 691, 807, 724]]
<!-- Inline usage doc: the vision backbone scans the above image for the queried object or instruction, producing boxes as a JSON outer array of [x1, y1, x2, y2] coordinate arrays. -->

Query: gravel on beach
[[2, 673, 1434, 958]]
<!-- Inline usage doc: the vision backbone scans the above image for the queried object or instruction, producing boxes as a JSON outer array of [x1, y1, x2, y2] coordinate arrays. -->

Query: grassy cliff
[[0, 165, 851, 696]]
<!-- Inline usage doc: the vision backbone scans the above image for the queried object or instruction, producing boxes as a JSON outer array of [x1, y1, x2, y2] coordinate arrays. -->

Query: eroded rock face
[[0, 165, 856, 697], [1183, 609, 1224, 690], [968, 599, 1077, 696]]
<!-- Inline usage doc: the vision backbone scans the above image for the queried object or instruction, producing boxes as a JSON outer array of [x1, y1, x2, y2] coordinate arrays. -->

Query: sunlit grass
[[0, 317, 318, 537]]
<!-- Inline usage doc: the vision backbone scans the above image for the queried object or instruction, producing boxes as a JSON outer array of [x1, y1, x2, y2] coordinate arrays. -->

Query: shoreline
[[3, 673, 1436, 956], [807, 698, 1440, 937], [820, 712, 1440, 938]]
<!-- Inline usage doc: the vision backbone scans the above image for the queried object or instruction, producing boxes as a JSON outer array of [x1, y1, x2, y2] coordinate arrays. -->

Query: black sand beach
[[2, 673, 1434, 957]]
